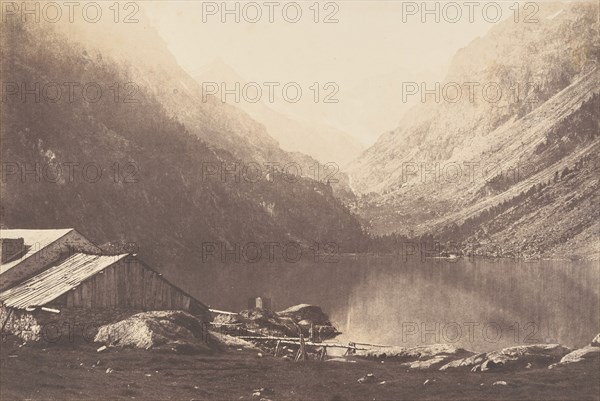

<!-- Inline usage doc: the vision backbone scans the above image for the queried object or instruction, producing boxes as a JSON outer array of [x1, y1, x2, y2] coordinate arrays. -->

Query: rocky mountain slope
[[50, 10, 279, 165], [348, 1, 599, 259], [47, 7, 356, 198], [0, 17, 367, 284]]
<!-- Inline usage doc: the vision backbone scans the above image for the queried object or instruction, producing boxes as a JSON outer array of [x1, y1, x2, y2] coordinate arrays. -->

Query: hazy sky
[[145, 1, 514, 145]]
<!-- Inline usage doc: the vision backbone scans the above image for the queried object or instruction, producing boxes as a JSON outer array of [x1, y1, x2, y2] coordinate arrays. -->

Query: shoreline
[[335, 252, 599, 263]]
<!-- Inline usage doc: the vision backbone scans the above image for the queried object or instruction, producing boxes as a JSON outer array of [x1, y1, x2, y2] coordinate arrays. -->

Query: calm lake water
[[184, 255, 599, 352]]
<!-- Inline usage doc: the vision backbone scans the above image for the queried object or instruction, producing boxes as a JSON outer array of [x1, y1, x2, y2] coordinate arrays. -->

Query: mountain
[[44, 8, 357, 201], [348, 1, 600, 259], [50, 12, 279, 165], [340, 67, 440, 146], [0, 15, 367, 287], [193, 59, 364, 167]]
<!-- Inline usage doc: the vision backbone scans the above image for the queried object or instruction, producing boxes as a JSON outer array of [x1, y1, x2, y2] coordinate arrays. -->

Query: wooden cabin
[[0, 230, 210, 342]]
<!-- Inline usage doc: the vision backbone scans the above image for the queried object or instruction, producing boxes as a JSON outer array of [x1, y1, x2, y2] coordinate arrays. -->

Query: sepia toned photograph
[[0, 1, 598, 400]]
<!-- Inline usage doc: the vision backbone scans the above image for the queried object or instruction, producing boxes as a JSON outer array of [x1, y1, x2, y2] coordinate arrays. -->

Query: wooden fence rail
[[236, 336, 369, 351]]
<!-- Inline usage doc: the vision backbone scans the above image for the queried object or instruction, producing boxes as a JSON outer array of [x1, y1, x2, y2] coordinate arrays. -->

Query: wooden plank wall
[[65, 260, 194, 311]]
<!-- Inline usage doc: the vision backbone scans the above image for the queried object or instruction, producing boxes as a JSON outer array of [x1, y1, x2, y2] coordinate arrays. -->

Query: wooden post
[[274, 340, 281, 357], [295, 334, 307, 362], [319, 346, 327, 361], [344, 342, 355, 357], [0, 308, 13, 334]]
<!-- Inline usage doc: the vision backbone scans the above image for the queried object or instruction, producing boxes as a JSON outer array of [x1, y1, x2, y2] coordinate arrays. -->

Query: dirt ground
[[1, 337, 598, 401]]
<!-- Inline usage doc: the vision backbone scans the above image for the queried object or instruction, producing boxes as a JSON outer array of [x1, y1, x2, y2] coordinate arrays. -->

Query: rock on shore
[[549, 333, 600, 369], [357, 342, 581, 372], [439, 344, 570, 372], [94, 311, 212, 353], [356, 344, 474, 369]]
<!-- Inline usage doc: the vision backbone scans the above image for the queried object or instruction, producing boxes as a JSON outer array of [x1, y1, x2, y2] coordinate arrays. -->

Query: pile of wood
[[209, 304, 353, 361], [210, 304, 341, 341]]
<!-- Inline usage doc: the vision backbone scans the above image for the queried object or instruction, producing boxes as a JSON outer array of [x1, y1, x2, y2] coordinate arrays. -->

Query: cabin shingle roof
[[0, 253, 128, 309]]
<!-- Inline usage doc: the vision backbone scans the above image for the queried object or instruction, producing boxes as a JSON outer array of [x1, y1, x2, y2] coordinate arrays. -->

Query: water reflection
[[183, 255, 599, 352]]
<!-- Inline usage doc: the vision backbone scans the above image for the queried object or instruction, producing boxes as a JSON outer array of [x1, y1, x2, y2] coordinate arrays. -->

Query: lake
[[185, 254, 600, 352]]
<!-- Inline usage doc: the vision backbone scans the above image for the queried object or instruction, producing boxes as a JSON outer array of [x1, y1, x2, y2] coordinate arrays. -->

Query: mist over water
[[188, 255, 599, 352]]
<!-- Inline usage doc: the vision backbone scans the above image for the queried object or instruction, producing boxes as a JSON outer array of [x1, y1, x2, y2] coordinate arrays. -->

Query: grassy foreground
[[1, 338, 598, 401]]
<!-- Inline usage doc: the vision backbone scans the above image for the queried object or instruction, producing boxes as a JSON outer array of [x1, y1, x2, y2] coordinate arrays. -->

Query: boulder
[[357, 344, 469, 359], [439, 353, 487, 370], [209, 332, 257, 350], [548, 345, 600, 368], [440, 344, 570, 372], [212, 312, 241, 325], [356, 344, 473, 369], [275, 304, 341, 340], [401, 355, 449, 370], [276, 304, 332, 326], [547, 334, 600, 368], [94, 310, 212, 353]]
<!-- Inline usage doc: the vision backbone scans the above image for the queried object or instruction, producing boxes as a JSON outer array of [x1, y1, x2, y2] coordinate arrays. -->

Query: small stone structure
[[0, 238, 25, 263], [248, 296, 272, 310]]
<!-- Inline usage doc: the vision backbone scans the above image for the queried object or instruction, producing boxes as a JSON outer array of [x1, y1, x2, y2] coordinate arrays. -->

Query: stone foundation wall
[[1, 305, 141, 344], [1, 305, 41, 343]]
